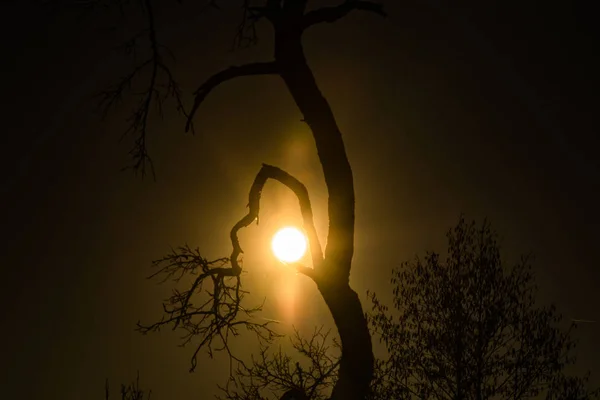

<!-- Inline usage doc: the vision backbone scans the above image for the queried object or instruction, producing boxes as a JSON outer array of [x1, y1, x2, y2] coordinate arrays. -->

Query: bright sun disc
[[271, 227, 307, 263]]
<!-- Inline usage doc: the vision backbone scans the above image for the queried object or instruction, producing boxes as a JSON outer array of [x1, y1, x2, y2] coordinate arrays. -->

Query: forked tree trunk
[[183, 3, 384, 398]]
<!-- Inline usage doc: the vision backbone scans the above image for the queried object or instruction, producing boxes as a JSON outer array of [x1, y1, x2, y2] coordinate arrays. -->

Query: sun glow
[[271, 227, 307, 263]]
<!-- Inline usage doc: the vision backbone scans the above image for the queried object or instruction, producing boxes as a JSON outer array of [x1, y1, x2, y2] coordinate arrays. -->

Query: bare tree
[[45, 1, 388, 399], [138, 1, 387, 396], [218, 326, 340, 400]]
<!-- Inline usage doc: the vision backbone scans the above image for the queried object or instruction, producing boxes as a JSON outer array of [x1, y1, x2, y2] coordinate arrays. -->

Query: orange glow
[[271, 226, 307, 263]]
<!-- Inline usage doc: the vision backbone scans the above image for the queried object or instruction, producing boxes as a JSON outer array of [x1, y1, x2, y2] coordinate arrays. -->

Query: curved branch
[[138, 164, 322, 375], [185, 61, 280, 132], [301, 0, 386, 30], [230, 163, 323, 274]]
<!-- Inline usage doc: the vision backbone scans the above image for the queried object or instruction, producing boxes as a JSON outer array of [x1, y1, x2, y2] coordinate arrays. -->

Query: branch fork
[[230, 163, 323, 276]]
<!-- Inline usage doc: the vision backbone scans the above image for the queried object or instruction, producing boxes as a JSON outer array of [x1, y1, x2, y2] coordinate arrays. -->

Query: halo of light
[[271, 227, 307, 263]]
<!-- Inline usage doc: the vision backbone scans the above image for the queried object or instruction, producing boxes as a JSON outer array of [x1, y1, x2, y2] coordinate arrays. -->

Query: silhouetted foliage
[[368, 216, 599, 400]]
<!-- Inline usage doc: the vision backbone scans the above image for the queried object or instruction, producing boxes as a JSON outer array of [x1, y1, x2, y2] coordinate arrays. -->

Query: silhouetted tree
[[368, 217, 598, 400], [44, 1, 387, 399]]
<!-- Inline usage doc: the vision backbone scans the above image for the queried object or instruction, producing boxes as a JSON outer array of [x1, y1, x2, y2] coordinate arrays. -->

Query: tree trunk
[[317, 275, 374, 400], [276, 30, 374, 400]]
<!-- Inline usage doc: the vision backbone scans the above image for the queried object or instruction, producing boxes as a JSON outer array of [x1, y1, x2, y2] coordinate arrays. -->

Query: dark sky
[[1, 1, 598, 399]]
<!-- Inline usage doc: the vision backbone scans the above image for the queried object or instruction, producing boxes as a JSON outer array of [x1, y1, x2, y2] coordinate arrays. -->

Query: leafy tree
[[368, 217, 598, 400], [43, 1, 388, 399]]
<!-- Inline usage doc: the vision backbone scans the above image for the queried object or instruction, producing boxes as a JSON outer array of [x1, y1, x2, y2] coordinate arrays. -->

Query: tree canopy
[[368, 217, 598, 400]]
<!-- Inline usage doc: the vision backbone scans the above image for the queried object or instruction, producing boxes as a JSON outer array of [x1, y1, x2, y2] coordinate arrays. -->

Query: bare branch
[[218, 326, 340, 400], [93, 0, 193, 178], [105, 371, 152, 400], [301, 0, 386, 30], [229, 163, 324, 275], [232, 0, 269, 49], [185, 62, 280, 132], [137, 244, 281, 373], [138, 164, 322, 373]]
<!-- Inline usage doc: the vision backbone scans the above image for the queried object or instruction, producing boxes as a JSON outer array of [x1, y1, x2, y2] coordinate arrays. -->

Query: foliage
[[368, 216, 598, 400]]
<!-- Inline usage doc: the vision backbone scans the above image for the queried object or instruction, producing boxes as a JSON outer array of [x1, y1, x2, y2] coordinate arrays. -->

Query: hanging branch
[[96, 0, 192, 179]]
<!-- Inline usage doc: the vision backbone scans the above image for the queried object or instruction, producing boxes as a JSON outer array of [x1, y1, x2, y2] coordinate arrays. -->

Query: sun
[[271, 226, 307, 263]]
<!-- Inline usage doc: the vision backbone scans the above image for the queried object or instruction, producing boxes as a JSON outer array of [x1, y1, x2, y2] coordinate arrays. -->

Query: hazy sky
[[1, 1, 598, 399]]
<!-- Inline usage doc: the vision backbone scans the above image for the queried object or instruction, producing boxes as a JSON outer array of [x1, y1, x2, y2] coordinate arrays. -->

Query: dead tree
[[48, 1, 387, 399], [186, 3, 386, 398], [140, 2, 386, 399]]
